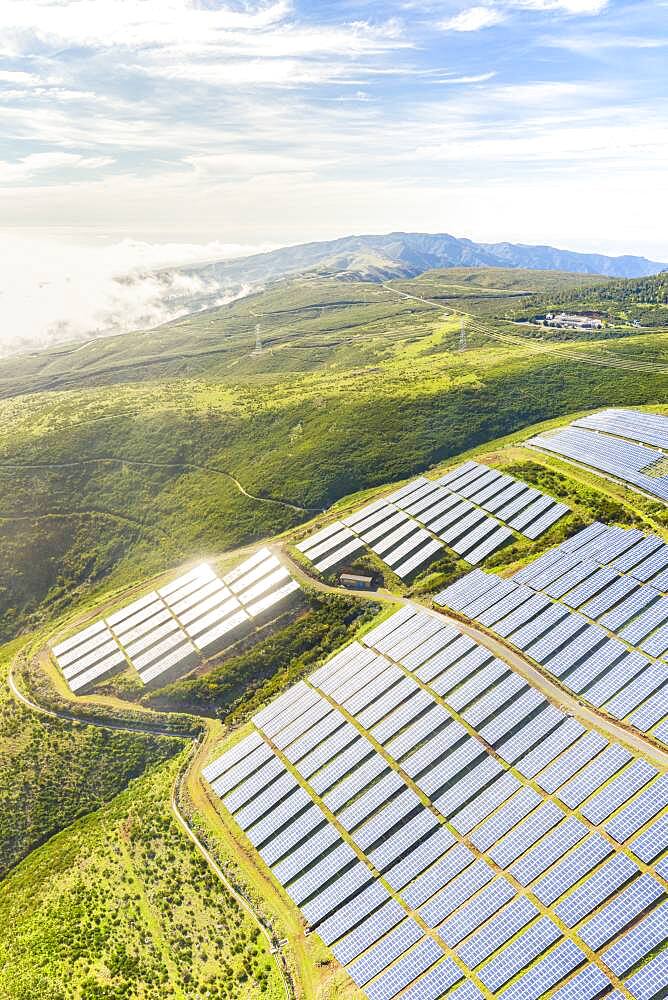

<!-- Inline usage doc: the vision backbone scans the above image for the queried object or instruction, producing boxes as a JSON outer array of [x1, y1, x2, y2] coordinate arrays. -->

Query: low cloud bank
[[0, 235, 270, 358]]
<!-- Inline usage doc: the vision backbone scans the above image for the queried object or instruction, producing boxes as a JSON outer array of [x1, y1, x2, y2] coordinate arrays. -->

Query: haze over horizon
[[1, 0, 667, 348]]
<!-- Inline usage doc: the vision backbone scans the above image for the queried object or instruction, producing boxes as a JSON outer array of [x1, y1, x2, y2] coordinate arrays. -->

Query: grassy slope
[[0, 756, 285, 1000], [1, 270, 668, 642], [0, 639, 184, 877]]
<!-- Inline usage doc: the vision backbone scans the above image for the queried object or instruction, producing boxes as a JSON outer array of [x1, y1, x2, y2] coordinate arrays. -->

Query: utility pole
[[459, 317, 468, 351]]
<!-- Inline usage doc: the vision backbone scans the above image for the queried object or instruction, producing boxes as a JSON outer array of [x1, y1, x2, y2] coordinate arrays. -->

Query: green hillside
[[0, 757, 285, 1000], [2, 269, 668, 642], [0, 640, 184, 877]]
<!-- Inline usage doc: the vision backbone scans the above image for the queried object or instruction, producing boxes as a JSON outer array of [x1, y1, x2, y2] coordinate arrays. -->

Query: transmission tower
[[253, 322, 263, 354], [459, 317, 468, 351]]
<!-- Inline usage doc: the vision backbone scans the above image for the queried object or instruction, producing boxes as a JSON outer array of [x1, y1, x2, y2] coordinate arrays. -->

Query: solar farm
[[528, 409, 668, 502], [202, 603, 667, 1000], [296, 462, 570, 579], [436, 522, 668, 748], [51, 549, 301, 693]]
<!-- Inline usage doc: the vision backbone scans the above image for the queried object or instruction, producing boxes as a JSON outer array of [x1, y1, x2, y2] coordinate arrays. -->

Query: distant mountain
[[182, 232, 666, 294]]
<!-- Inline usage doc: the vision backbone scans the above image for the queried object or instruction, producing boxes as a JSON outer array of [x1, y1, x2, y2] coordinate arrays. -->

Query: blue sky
[[1, 0, 667, 257]]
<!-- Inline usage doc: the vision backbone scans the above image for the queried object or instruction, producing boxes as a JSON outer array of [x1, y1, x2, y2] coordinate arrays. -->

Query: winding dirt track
[[6, 660, 293, 1000], [0, 456, 322, 514]]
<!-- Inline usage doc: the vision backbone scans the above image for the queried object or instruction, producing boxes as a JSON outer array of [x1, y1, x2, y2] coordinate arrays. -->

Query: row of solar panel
[[52, 551, 301, 693], [296, 461, 570, 579], [203, 605, 666, 1000], [436, 540, 668, 745], [435, 461, 569, 540], [576, 407, 668, 453], [528, 422, 668, 503]]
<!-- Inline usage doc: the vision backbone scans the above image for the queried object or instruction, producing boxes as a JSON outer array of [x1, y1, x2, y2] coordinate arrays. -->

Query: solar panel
[[623, 948, 668, 1000], [600, 901, 668, 976], [364, 938, 445, 1000], [296, 521, 347, 555], [438, 877, 515, 948], [450, 772, 521, 836], [347, 920, 424, 987], [628, 811, 668, 862], [337, 771, 405, 832], [500, 940, 586, 1000], [300, 861, 373, 926], [628, 688, 668, 732], [435, 756, 504, 820], [352, 789, 423, 853], [476, 916, 562, 991], [604, 663, 665, 720], [322, 753, 387, 812], [577, 872, 665, 950], [367, 809, 439, 873], [554, 853, 639, 926], [257, 806, 325, 864], [536, 730, 608, 793], [330, 898, 405, 965], [514, 717, 584, 778], [606, 769, 668, 843], [342, 498, 391, 528], [272, 824, 341, 887], [487, 800, 565, 869], [286, 843, 358, 906], [384, 825, 456, 891], [546, 963, 614, 1000], [532, 833, 612, 905], [581, 758, 657, 826], [509, 816, 588, 886], [398, 959, 464, 1000], [202, 731, 265, 783], [418, 859, 494, 928], [316, 880, 391, 945], [477, 688, 545, 747], [372, 689, 436, 746], [308, 737, 372, 796], [67, 649, 128, 692], [401, 843, 475, 909], [245, 785, 314, 848], [469, 787, 542, 852], [314, 537, 365, 572], [496, 704, 567, 766]]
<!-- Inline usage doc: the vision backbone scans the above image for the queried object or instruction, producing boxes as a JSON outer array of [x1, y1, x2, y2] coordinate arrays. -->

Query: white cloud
[[0, 235, 272, 356], [439, 7, 506, 31], [515, 0, 609, 11], [439, 72, 497, 84], [438, 0, 609, 29], [0, 151, 114, 183]]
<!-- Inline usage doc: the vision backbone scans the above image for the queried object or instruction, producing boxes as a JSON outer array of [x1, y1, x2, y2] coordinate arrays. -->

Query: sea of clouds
[[0, 234, 270, 358]]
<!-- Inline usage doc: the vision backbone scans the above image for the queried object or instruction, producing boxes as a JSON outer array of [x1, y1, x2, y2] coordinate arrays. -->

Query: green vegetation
[[0, 757, 284, 1000], [516, 272, 668, 329], [143, 593, 379, 718], [0, 641, 184, 877], [1, 270, 668, 640]]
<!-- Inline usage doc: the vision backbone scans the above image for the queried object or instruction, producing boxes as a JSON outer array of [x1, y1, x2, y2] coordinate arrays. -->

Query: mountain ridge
[[183, 231, 667, 291]]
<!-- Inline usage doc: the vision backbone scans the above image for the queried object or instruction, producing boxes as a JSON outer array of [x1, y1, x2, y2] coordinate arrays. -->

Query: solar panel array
[[202, 605, 667, 1000], [436, 461, 570, 540], [52, 551, 301, 693], [436, 522, 668, 747], [528, 408, 668, 502], [298, 464, 569, 581]]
